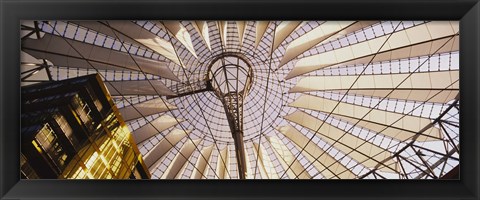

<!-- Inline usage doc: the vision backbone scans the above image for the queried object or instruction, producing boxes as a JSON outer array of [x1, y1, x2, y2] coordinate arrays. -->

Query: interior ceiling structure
[[20, 20, 460, 179]]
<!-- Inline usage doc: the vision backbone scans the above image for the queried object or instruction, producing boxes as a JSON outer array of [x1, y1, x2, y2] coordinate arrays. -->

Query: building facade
[[21, 74, 150, 179]]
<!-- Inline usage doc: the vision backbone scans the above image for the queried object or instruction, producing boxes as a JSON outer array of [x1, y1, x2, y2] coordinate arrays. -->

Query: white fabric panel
[[175, 159, 190, 179], [216, 146, 229, 179], [318, 21, 379, 45], [105, 21, 182, 66], [21, 21, 45, 39], [21, 51, 43, 65], [330, 89, 458, 104], [162, 21, 198, 58], [193, 21, 212, 51], [224, 146, 231, 179], [244, 143, 254, 179], [202, 146, 218, 179], [322, 35, 459, 79], [290, 70, 459, 103], [289, 94, 442, 141], [106, 80, 176, 96], [144, 128, 192, 169], [260, 143, 280, 179], [118, 98, 177, 121], [20, 51, 48, 84], [72, 21, 142, 46], [282, 112, 397, 173], [255, 21, 269, 49], [267, 136, 311, 179], [161, 139, 201, 179], [251, 143, 269, 179], [191, 144, 214, 179], [253, 143, 279, 179], [22, 34, 180, 81], [236, 21, 246, 45], [23, 68, 49, 82], [217, 21, 228, 48], [286, 21, 459, 79], [276, 124, 360, 177], [132, 114, 180, 143], [271, 21, 302, 53], [278, 21, 356, 67], [293, 140, 350, 179]]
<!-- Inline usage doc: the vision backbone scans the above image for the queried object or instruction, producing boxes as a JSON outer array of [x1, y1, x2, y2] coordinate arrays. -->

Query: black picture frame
[[1, 0, 479, 199]]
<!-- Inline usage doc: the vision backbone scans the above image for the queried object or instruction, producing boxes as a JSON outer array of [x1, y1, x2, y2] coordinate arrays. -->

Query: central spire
[[207, 53, 254, 179]]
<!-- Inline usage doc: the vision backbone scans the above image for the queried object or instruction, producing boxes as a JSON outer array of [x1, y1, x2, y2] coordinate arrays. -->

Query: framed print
[[1, 0, 479, 199]]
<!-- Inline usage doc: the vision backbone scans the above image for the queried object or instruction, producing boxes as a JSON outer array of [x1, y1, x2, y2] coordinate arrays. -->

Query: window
[[35, 123, 69, 169], [20, 154, 39, 179], [54, 114, 78, 147], [35, 123, 56, 150], [72, 94, 93, 128]]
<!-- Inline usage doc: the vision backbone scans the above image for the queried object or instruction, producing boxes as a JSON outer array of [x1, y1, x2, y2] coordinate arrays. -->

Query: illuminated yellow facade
[[61, 113, 148, 179], [21, 74, 150, 179]]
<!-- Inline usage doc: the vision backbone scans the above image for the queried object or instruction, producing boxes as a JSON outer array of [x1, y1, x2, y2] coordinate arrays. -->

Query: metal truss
[[359, 98, 460, 179]]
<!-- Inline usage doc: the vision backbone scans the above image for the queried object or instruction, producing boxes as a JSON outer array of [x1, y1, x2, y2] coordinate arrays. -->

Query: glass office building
[[20, 21, 459, 179], [21, 74, 150, 179]]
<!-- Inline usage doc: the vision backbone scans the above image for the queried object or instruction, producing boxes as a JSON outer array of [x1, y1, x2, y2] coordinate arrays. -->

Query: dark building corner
[[21, 74, 151, 179]]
